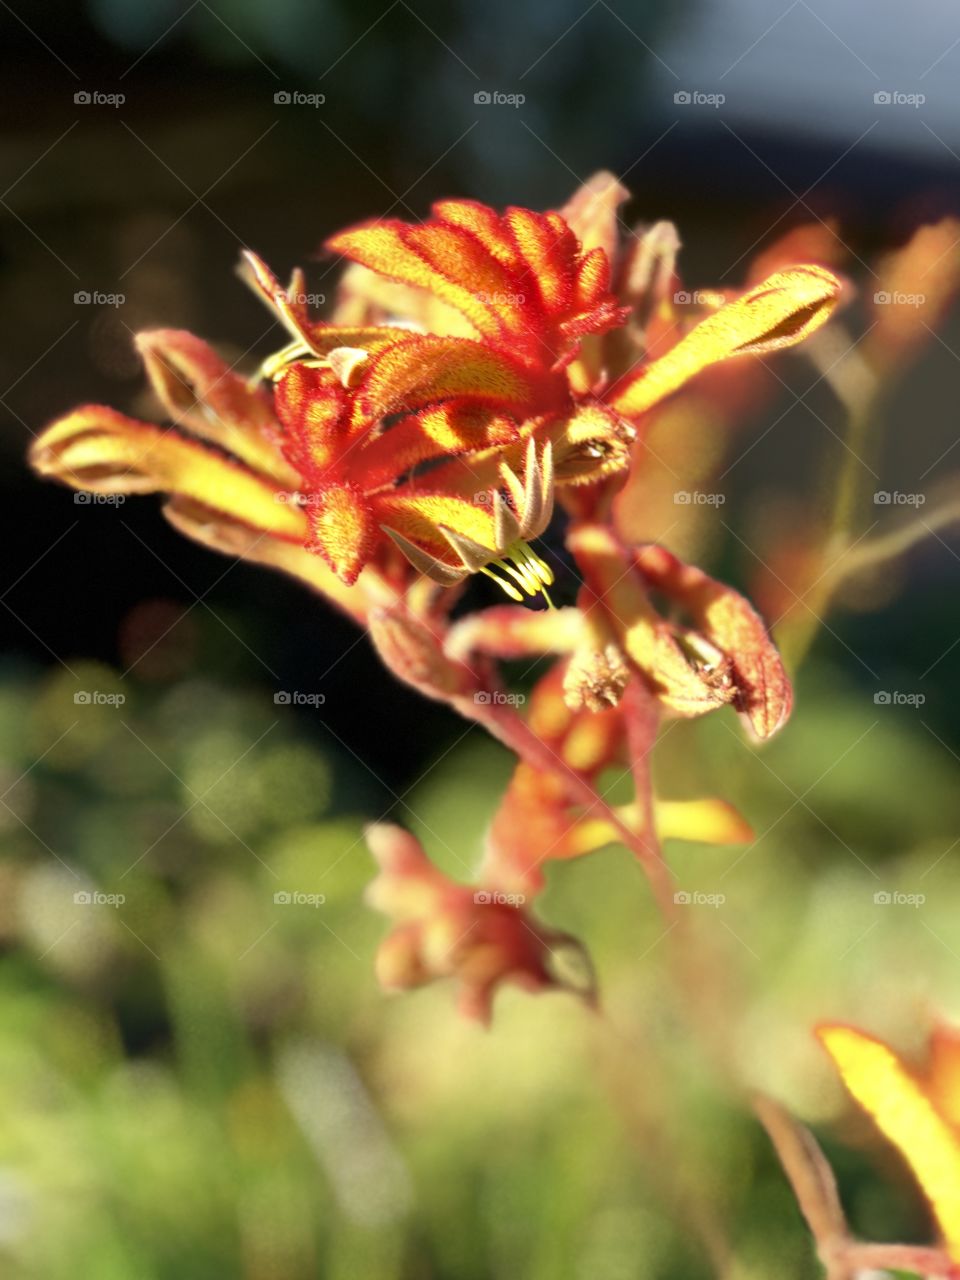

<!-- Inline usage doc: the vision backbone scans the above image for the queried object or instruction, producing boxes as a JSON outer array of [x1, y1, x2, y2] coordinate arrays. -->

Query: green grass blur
[[0, 636, 956, 1279]]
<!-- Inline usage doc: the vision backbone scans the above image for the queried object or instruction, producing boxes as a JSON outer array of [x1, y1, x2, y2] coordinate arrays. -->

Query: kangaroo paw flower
[[365, 823, 595, 1024]]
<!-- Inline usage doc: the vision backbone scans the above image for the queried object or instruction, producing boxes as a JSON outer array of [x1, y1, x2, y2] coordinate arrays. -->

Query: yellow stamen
[[479, 564, 524, 601], [502, 553, 540, 596], [513, 540, 554, 588], [480, 540, 555, 606], [256, 339, 315, 384]]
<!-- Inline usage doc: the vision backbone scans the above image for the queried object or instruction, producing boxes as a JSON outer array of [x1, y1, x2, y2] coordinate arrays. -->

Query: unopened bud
[[369, 608, 469, 699], [327, 346, 369, 389]]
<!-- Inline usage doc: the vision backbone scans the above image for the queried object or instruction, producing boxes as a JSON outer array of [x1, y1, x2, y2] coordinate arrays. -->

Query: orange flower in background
[[476, 659, 752, 897], [819, 1022, 960, 1263], [365, 822, 594, 1024], [359, 600, 757, 1016]]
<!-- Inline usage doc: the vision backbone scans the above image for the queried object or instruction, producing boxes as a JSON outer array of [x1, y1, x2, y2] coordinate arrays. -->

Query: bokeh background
[[2, 2, 960, 1276]]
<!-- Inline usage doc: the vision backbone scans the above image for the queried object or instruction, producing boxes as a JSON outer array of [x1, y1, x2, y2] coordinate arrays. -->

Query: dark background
[[3, 0, 960, 792]]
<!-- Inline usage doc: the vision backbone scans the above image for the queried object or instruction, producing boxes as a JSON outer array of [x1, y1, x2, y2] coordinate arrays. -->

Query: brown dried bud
[[562, 642, 631, 712]]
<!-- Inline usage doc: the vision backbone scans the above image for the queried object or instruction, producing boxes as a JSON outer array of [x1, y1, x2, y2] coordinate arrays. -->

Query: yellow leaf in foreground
[[819, 1024, 960, 1260]]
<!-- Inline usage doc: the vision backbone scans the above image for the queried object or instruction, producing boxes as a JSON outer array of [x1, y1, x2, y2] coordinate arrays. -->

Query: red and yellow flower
[[31, 176, 840, 607]]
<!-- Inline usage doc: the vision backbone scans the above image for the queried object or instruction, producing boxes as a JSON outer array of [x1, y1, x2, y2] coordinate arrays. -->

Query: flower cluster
[[30, 172, 842, 1022]]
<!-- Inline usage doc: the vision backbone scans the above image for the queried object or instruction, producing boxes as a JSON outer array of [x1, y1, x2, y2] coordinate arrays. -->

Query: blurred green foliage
[[0, 643, 956, 1278]]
